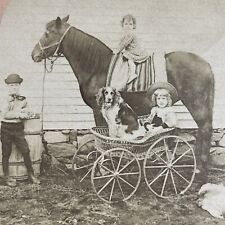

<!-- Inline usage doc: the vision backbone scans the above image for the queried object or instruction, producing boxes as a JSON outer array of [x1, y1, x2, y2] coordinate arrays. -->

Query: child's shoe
[[5, 177, 17, 187], [28, 174, 40, 185]]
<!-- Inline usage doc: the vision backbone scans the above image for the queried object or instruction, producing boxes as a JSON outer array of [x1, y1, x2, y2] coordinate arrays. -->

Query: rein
[[39, 25, 72, 72], [39, 26, 72, 151]]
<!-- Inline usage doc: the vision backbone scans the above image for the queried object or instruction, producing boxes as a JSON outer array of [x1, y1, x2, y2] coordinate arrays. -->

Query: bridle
[[38, 25, 72, 72]]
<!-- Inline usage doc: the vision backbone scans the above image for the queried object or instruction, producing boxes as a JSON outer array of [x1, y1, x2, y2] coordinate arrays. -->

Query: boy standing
[[1, 74, 40, 187]]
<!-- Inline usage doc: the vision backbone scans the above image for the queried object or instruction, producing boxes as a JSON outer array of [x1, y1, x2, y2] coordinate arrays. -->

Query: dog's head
[[96, 87, 121, 108]]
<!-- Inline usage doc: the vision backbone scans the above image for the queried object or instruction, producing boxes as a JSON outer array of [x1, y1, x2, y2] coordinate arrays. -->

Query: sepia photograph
[[0, 0, 225, 224]]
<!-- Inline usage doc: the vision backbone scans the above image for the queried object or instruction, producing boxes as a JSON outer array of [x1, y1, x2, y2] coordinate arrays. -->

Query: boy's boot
[[28, 172, 40, 185], [3, 160, 17, 187], [5, 176, 17, 187]]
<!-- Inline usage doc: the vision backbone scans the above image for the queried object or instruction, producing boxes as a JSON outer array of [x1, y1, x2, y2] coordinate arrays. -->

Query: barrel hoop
[[0, 160, 41, 166]]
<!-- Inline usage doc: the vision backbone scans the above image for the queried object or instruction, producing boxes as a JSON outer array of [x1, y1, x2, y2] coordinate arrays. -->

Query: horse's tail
[[207, 64, 215, 124]]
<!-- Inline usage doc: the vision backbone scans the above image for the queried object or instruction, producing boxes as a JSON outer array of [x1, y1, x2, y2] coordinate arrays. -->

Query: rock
[[210, 147, 225, 166], [77, 129, 91, 135], [62, 129, 70, 134], [47, 143, 76, 158], [212, 132, 224, 142], [44, 131, 69, 143], [40, 152, 70, 176], [219, 135, 225, 147], [72, 141, 78, 148]]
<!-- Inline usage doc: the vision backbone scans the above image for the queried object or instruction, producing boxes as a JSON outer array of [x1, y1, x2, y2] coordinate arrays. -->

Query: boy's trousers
[[1, 121, 34, 176]]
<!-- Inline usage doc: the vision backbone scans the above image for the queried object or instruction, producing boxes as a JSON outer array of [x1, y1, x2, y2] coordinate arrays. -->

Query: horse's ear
[[62, 15, 69, 23], [56, 17, 62, 28]]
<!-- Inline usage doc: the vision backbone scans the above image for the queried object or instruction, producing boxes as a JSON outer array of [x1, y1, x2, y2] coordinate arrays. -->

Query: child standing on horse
[[114, 14, 149, 83], [1, 74, 40, 187]]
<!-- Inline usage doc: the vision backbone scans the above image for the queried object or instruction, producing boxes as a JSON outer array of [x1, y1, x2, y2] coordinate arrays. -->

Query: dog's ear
[[96, 87, 105, 107], [113, 88, 121, 105]]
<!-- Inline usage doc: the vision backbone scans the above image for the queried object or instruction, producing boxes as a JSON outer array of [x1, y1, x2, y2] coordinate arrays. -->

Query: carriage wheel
[[91, 148, 141, 203], [143, 135, 196, 198], [72, 139, 99, 185]]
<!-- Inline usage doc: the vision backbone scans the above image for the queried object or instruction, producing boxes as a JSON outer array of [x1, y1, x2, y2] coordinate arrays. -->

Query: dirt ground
[[1, 167, 225, 225]]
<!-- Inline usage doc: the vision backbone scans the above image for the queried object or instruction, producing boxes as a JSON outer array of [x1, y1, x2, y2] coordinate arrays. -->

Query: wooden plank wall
[[0, 0, 224, 130]]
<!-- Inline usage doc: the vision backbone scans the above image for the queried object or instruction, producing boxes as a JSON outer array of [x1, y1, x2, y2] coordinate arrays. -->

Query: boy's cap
[[5, 74, 23, 84]]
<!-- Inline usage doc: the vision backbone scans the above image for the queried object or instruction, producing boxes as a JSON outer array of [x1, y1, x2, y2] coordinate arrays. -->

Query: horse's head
[[31, 15, 70, 62]]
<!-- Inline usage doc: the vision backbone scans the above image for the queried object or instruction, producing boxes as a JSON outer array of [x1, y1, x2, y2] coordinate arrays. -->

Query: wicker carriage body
[[91, 127, 175, 159]]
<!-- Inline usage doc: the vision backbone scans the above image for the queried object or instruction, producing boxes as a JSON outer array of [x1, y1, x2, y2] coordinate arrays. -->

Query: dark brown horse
[[31, 16, 214, 181]]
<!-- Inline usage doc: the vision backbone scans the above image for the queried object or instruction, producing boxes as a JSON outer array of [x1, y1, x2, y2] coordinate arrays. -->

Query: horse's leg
[[92, 107, 107, 126], [195, 118, 213, 177]]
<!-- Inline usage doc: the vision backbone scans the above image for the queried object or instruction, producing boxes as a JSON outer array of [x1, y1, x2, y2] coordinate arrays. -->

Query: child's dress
[[144, 106, 177, 129], [118, 30, 149, 63], [107, 31, 151, 91]]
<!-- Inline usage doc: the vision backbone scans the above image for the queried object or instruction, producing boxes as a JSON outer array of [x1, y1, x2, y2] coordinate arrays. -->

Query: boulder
[[210, 147, 225, 166], [47, 143, 76, 158]]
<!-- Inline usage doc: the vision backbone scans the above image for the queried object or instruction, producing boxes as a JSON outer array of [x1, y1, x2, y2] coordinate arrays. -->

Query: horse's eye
[[105, 91, 108, 95]]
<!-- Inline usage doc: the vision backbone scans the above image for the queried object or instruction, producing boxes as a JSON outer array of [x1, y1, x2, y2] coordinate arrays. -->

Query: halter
[[38, 25, 72, 72]]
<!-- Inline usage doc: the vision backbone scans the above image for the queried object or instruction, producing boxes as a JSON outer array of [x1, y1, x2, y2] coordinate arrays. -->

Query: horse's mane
[[65, 27, 113, 74]]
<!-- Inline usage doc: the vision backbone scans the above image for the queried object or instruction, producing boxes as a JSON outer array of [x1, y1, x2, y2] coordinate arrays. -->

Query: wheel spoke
[[109, 179, 116, 202], [93, 173, 114, 180], [109, 154, 116, 171], [163, 139, 170, 161], [118, 158, 135, 173], [170, 170, 178, 195], [118, 176, 135, 189], [116, 177, 125, 199], [116, 150, 124, 172], [171, 168, 190, 184], [80, 167, 92, 182], [74, 163, 93, 170], [171, 139, 179, 163], [98, 162, 114, 174], [151, 150, 167, 165], [119, 172, 140, 176], [173, 164, 195, 168], [148, 168, 168, 186], [145, 165, 168, 169], [160, 169, 169, 196], [97, 177, 114, 195], [172, 148, 192, 165]]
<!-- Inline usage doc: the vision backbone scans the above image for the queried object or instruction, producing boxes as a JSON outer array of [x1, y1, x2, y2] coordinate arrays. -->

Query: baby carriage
[[72, 117, 196, 203]]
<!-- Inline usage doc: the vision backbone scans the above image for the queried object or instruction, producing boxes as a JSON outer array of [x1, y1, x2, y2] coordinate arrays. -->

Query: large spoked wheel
[[72, 139, 99, 184], [91, 148, 141, 203], [143, 135, 196, 198]]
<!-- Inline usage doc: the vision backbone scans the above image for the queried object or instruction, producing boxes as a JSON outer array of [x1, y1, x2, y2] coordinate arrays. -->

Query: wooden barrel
[[0, 118, 44, 180]]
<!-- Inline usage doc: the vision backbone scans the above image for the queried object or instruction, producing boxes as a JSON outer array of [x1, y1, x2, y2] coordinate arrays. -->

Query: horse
[[31, 15, 214, 182]]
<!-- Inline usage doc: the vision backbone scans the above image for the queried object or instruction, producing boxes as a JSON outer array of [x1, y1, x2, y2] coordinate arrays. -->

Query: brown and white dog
[[96, 87, 144, 140]]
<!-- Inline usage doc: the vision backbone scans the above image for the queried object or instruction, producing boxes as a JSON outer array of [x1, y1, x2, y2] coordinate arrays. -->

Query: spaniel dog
[[96, 87, 144, 140]]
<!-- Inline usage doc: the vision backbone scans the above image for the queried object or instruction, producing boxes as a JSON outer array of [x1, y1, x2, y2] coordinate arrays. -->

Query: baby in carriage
[[141, 82, 178, 134]]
